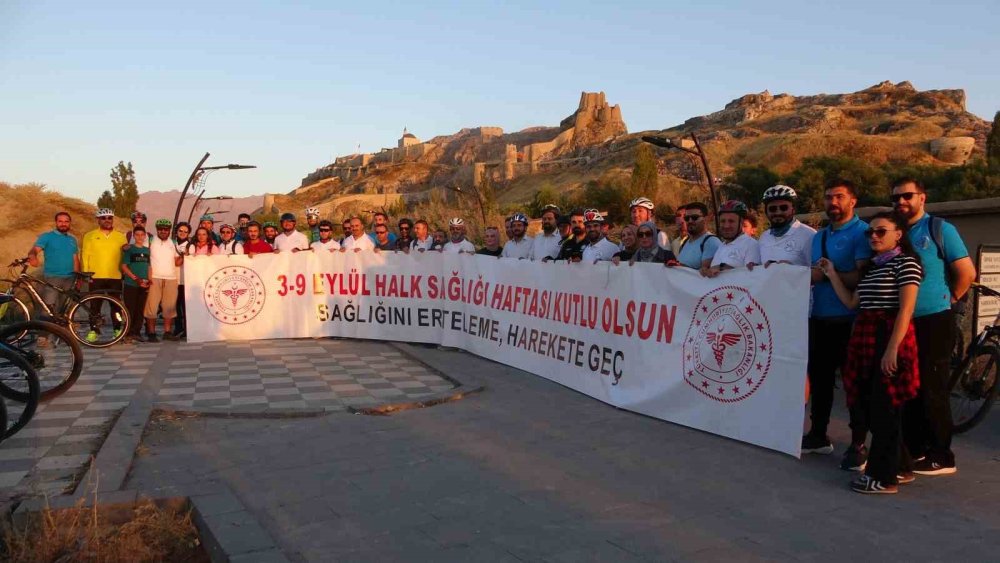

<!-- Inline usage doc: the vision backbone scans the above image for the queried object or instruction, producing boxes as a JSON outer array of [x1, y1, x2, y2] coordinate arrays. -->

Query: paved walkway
[[125, 343, 1000, 562]]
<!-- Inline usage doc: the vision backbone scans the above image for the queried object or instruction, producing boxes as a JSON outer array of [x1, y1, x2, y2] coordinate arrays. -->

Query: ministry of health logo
[[204, 266, 265, 325], [682, 286, 773, 403]]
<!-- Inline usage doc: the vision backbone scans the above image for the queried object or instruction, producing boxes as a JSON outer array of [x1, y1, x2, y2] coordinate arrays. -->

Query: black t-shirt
[[558, 236, 587, 261], [476, 247, 503, 257]]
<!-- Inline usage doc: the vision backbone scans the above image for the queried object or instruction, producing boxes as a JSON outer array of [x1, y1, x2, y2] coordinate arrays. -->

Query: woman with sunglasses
[[631, 222, 679, 265], [819, 211, 922, 494]]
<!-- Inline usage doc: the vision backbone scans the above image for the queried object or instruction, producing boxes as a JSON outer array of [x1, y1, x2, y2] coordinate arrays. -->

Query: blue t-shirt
[[677, 233, 721, 269], [907, 214, 969, 318], [368, 231, 398, 245], [34, 230, 78, 277], [811, 215, 872, 318]]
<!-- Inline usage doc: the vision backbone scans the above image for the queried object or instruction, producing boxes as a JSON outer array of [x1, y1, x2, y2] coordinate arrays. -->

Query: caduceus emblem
[[221, 284, 249, 307], [705, 324, 741, 368]]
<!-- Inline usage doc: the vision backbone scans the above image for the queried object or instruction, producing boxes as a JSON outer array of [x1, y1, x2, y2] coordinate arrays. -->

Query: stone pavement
[[126, 344, 1000, 562]]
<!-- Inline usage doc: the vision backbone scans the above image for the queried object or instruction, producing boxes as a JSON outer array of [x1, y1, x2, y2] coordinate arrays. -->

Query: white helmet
[[305, 207, 320, 217], [449, 217, 464, 227], [95, 208, 114, 218], [762, 185, 798, 203], [629, 197, 655, 210]]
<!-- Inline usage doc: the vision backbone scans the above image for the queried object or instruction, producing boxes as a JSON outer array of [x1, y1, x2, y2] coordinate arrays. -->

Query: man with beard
[[273, 213, 309, 253], [892, 177, 975, 476], [557, 209, 588, 262], [557, 214, 572, 242], [676, 202, 720, 271], [82, 208, 128, 342], [476, 227, 503, 257], [443, 218, 476, 254], [502, 213, 533, 259], [580, 210, 618, 263], [338, 218, 351, 246], [29, 211, 80, 311], [310, 220, 341, 252], [262, 222, 279, 246], [703, 200, 760, 277], [395, 218, 414, 251], [804, 179, 872, 461], [627, 197, 670, 250], [243, 221, 273, 256], [758, 186, 815, 267], [530, 207, 562, 262], [305, 207, 321, 243], [236, 213, 252, 242], [146, 218, 183, 342]]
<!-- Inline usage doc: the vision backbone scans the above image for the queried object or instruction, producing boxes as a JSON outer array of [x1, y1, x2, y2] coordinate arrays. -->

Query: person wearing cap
[[557, 209, 588, 262], [125, 211, 147, 245], [243, 221, 274, 256], [146, 218, 183, 342], [341, 216, 375, 252], [120, 225, 151, 342], [310, 220, 341, 252], [530, 207, 562, 262], [557, 214, 572, 241], [198, 214, 221, 244], [368, 211, 397, 246], [262, 222, 278, 246], [502, 213, 533, 259], [443, 218, 475, 254], [628, 197, 670, 250], [273, 212, 309, 253], [81, 208, 128, 341], [759, 185, 815, 268], [703, 200, 760, 277], [236, 213, 252, 242], [28, 211, 80, 312], [581, 210, 618, 263], [218, 224, 245, 255], [305, 207, 321, 243], [395, 218, 414, 251]]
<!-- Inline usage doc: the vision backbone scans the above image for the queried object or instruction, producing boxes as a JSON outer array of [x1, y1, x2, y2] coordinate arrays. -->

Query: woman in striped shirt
[[820, 211, 922, 495]]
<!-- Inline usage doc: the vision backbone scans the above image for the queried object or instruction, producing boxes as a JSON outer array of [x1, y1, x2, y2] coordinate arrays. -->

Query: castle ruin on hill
[[299, 91, 627, 190]]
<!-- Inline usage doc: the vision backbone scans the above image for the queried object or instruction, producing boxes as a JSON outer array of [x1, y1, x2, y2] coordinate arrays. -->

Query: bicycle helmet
[[509, 213, 528, 225], [280, 212, 296, 222], [629, 197, 655, 210], [449, 217, 465, 227], [130, 211, 147, 221], [199, 214, 214, 222], [262, 221, 277, 229], [219, 223, 235, 232], [305, 207, 320, 217], [718, 200, 749, 217], [95, 208, 114, 218], [541, 204, 561, 214], [762, 185, 798, 203], [583, 209, 604, 224], [154, 219, 172, 228]]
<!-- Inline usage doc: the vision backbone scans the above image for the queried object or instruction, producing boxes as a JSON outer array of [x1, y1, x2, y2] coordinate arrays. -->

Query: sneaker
[[163, 333, 179, 341], [801, 434, 834, 455], [912, 458, 957, 476], [86, 330, 98, 343], [145, 334, 160, 343], [897, 472, 916, 485], [840, 444, 868, 471], [851, 475, 898, 495]]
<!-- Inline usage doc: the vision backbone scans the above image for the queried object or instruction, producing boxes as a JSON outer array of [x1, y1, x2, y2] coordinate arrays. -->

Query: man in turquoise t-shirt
[[28, 211, 80, 311], [676, 202, 721, 271], [892, 177, 976, 476], [804, 180, 872, 466]]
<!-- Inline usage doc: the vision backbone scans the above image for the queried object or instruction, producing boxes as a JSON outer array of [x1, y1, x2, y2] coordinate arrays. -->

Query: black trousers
[[807, 317, 867, 439], [904, 310, 955, 465], [122, 284, 147, 337], [857, 321, 911, 484], [173, 284, 186, 335], [89, 278, 123, 331]]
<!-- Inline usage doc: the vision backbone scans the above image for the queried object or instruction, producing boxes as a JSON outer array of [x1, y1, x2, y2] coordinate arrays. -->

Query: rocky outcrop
[[930, 137, 976, 164], [559, 91, 628, 147]]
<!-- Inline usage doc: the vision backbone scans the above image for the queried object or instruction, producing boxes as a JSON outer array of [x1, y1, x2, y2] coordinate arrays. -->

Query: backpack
[[680, 234, 718, 255]]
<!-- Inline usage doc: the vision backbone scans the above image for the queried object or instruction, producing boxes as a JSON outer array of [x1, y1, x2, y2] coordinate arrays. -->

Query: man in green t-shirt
[[120, 227, 151, 342]]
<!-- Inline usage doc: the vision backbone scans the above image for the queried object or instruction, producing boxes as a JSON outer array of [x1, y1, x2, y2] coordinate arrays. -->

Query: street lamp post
[[187, 196, 234, 226], [171, 153, 255, 253], [641, 133, 721, 234], [446, 184, 488, 226]]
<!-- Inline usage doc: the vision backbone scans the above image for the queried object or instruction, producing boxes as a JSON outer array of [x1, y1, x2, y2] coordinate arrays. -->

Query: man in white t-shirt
[[342, 217, 375, 252], [409, 220, 434, 252], [310, 220, 342, 252], [217, 224, 245, 255], [273, 213, 309, 253], [580, 209, 618, 263], [501, 213, 533, 259], [705, 200, 760, 277], [758, 185, 815, 267], [530, 206, 562, 261], [443, 218, 476, 254]]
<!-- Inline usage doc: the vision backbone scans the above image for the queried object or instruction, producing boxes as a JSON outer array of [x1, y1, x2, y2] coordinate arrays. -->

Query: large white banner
[[184, 252, 809, 456]]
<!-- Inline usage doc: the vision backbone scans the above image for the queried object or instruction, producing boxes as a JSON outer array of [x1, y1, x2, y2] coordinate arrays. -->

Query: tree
[[96, 190, 115, 210], [529, 183, 560, 217], [785, 156, 887, 212], [110, 161, 139, 217], [988, 111, 1000, 166], [725, 165, 780, 206], [629, 143, 658, 200]]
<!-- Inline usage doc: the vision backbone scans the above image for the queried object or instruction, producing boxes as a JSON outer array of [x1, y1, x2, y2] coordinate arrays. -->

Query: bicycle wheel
[[67, 294, 130, 348], [0, 347, 41, 439], [950, 345, 1000, 434], [0, 320, 84, 401], [0, 296, 31, 341]]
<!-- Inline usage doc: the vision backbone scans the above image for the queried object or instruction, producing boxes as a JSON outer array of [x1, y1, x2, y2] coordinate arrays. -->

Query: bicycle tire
[[0, 394, 7, 444], [0, 347, 41, 439], [950, 345, 1000, 434], [0, 296, 31, 341], [67, 294, 130, 348], [0, 320, 84, 401]]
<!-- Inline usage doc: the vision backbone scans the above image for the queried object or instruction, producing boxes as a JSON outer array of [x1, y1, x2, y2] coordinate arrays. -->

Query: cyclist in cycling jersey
[[443, 218, 476, 254], [581, 210, 618, 263], [759, 186, 816, 267], [305, 207, 321, 243], [81, 208, 127, 342], [502, 213, 533, 259], [703, 200, 760, 277]]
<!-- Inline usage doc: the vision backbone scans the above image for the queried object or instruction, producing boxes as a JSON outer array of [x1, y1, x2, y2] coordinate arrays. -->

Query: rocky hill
[[137, 190, 264, 225], [284, 81, 991, 215]]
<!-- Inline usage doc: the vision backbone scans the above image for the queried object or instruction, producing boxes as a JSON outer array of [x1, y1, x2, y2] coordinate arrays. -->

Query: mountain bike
[[0, 338, 41, 440], [949, 282, 1000, 433], [1, 258, 130, 347], [0, 315, 83, 401]]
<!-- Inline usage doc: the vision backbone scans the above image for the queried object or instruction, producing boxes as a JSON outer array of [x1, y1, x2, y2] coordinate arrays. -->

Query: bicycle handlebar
[[971, 282, 1000, 300]]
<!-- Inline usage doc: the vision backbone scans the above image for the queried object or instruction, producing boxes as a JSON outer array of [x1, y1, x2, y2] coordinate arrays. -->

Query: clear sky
[[2, 0, 997, 204]]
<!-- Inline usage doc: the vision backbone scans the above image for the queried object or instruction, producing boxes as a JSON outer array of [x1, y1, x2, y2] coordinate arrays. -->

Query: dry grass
[[1, 496, 207, 562]]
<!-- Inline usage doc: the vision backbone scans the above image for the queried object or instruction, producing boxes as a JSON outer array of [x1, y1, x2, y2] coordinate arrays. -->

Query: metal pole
[[186, 188, 207, 226], [690, 133, 721, 234], [172, 152, 210, 231]]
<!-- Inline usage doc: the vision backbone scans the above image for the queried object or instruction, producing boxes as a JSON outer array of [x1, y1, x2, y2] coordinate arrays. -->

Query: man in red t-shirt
[[243, 221, 273, 256]]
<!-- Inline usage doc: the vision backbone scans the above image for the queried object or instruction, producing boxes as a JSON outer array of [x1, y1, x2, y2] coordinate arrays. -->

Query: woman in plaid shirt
[[819, 211, 922, 495]]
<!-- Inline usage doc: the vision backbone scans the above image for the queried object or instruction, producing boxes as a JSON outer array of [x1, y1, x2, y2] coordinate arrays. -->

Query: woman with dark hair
[[820, 211, 922, 494], [187, 227, 220, 256]]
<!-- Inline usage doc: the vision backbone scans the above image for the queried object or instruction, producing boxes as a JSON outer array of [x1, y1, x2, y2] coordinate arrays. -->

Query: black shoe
[[840, 444, 868, 471], [801, 434, 834, 455], [163, 333, 179, 341], [145, 334, 160, 343], [850, 475, 897, 495], [912, 458, 956, 476]]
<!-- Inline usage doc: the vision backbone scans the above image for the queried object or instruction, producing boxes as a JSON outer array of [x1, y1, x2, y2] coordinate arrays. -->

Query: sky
[[2, 0, 997, 205]]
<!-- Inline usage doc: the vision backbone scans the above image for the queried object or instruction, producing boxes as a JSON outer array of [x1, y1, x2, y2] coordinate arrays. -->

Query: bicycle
[[1, 258, 130, 348], [0, 313, 83, 401], [949, 282, 1000, 434], [0, 340, 41, 440]]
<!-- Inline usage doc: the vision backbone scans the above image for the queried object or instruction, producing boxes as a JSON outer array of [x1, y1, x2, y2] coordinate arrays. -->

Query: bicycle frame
[[3, 274, 56, 318]]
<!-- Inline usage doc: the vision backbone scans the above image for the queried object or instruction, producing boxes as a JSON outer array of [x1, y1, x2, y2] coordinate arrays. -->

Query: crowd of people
[[26, 176, 976, 495]]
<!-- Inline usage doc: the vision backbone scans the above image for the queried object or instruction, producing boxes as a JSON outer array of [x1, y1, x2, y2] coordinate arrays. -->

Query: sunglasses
[[683, 215, 703, 222], [319, 228, 332, 232], [865, 227, 897, 239], [399, 226, 411, 230], [637, 231, 654, 238], [767, 204, 791, 213], [376, 230, 388, 234], [890, 192, 919, 203]]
